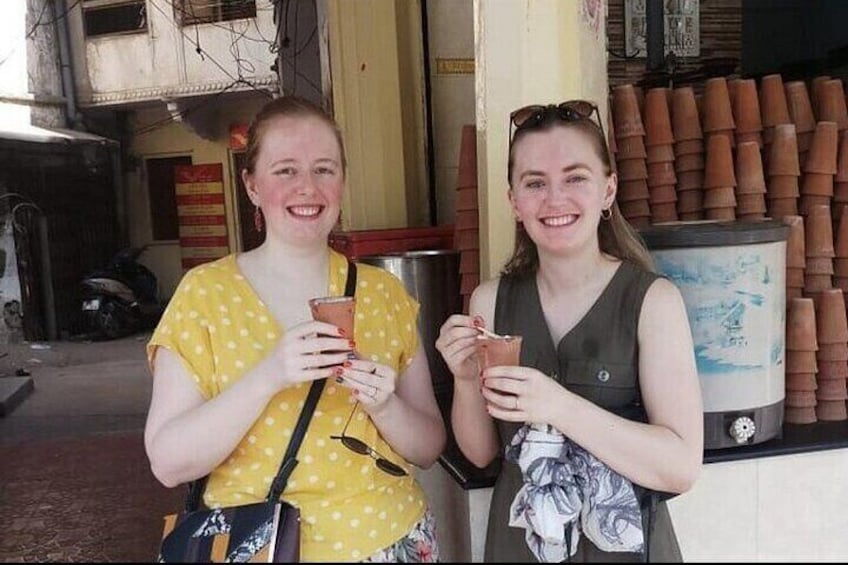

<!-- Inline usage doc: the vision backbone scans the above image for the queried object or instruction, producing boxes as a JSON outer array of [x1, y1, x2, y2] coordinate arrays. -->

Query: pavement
[[0, 333, 185, 562]]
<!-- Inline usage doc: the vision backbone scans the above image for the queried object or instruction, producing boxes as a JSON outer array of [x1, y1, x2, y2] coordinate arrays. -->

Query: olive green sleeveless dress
[[484, 261, 683, 563]]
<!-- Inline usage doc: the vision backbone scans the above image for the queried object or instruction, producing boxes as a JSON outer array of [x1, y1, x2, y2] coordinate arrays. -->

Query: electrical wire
[[26, 0, 84, 39]]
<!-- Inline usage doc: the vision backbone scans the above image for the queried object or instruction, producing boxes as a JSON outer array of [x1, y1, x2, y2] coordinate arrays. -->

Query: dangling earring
[[601, 207, 612, 221], [254, 205, 263, 232]]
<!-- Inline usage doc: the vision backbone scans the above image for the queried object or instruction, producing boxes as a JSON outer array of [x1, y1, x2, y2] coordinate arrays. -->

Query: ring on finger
[[514, 396, 520, 411]]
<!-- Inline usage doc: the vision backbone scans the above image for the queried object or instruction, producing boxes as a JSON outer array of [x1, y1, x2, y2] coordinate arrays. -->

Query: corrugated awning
[[0, 124, 117, 145]]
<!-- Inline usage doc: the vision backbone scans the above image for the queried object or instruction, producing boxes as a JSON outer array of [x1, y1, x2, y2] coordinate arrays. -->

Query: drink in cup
[[308, 296, 356, 337], [475, 334, 523, 371]]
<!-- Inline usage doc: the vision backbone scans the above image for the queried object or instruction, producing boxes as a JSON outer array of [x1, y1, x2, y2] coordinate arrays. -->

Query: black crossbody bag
[[158, 263, 357, 563]]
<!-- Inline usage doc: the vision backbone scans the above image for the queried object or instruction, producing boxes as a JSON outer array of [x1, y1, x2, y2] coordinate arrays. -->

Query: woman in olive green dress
[[435, 101, 703, 562]]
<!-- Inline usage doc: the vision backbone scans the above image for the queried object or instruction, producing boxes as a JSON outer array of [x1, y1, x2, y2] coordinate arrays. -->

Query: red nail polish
[[338, 328, 346, 337], [334, 366, 344, 376], [472, 317, 482, 327], [343, 360, 352, 368], [349, 340, 356, 349]]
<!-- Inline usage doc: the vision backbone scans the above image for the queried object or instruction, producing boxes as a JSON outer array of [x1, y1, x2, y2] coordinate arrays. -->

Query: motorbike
[[80, 246, 164, 339]]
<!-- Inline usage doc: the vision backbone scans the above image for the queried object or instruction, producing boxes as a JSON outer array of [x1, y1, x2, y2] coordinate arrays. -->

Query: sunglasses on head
[[509, 100, 604, 142], [330, 401, 408, 477]]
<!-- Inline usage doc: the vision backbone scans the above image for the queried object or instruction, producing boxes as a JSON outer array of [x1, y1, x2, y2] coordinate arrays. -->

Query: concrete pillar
[[474, 0, 609, 278]]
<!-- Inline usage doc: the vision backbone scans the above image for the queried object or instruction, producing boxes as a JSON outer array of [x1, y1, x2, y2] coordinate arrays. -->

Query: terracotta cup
[[677, 190, 704, 214], [309, 296, 356, 337], [677, 170, 704, 191], [759, 74, 792, 127], [704, 206, 736, 221], [804, 121, 839, 175], [702, 77, 736, 132], [767, 124, 801, 176], [811, 75, 833, 117], [787, 297, 818, 351], [836, 130, 848, 182], [619, 198, 651, 218], [648, 184, 677, 205], [736, 193, 767, 215], [786, 350, 818, 373], [804, 204, 835, 258], [617, 135, 648, 160], [703, 186, 737, 209], [802, 172, 834, 198], [767, 197, 798, 218], [612, 84, 645, 138], [647, 161, 677, 186], [644, 88, 675, 146], [617, 179, 651, 202], [703, 135, 737, 188], [817, 359, 848, 379], [785, 371, 818, 391], [676, 153, 705, 172], [646, 144, 676, 164], [674, 138, 704, 156], [815, 288, 848, 344], [476, 334, 523, 371], [806, 256, 834, 275], [767, 175, 800, 199], [785, 390, 818, 408], [671, 86, 703, 141], [816, 342, 848, 361], [815, 79, 848, 131], [785, 81, 817, 135], [816, 400, 847, 421], [835, 205, 848, 258], [816, 378, 847, 401], [735, 141, 767, 194], [786, 266, 805, 288], [732, 79, 763, 134], [784, 406, 817, 424]]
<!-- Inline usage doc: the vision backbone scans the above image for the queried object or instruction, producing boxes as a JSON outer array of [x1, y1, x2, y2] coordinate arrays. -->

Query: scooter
[[80, 246, 163, 339]]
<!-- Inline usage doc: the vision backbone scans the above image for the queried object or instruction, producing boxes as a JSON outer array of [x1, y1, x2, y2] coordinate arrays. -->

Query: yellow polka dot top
[[147, 249, 429, 562]]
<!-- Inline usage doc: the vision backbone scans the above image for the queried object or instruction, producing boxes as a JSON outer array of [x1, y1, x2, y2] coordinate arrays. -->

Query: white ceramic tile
[[667, 460, 759, 561], [756, 450, 848, 562]]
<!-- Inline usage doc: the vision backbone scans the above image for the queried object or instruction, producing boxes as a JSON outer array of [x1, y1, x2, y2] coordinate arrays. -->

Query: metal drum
[[640, 220, 790, 449]]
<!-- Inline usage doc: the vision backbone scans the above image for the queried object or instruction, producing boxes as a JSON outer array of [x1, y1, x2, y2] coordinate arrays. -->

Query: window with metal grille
[[82, 0, 147, 37], [175, 0, 257, 26]]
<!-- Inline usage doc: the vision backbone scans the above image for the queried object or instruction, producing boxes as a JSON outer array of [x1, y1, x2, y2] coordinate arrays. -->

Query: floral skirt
[[361, 508, 439, 563]]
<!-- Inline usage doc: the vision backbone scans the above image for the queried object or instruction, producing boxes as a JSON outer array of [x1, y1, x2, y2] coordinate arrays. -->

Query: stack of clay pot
[[765, 124, 801, 218], [813, 288, 848, 421], [814, 79, 848, 134], [800, 121, 839, 219], [759, 74, 793, 169], [803, 203, 835, 304], [454, 124, 480, 315], [784, 297, 819, 424], [702, 134, 736, 220], [671, 86, 705, 220], [810, 76, 832, 118], [834, 131, 848, 215], [643, 88, 678, 223], [732, 79, 764, 149], [734, 141, 767, 220], [784, 80, 816, 168], [784, 215, 806, 301], [612, 84, 651, 228], [832, 206, 848, 296]]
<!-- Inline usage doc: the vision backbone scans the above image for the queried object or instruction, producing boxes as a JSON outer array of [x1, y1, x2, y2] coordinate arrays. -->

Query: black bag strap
[[185, 261, 358, 511]]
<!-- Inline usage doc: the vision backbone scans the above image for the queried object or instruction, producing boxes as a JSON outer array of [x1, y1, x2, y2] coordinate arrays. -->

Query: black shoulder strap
[[185, 260, 358, 510]]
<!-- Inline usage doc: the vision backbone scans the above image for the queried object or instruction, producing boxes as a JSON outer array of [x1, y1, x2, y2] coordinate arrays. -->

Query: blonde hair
[[502, 117, 655, 277]]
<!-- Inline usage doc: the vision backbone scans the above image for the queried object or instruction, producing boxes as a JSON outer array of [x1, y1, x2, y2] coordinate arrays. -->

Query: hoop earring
[[254, 205, 263, 232], [601, 207, 612, 221]]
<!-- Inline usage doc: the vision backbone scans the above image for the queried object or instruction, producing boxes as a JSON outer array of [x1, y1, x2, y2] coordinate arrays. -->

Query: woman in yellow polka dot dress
[[144, 96, 446, 562]]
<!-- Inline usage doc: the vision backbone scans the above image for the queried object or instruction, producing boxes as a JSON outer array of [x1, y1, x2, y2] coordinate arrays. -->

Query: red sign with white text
[[174, 164, 230, 270]]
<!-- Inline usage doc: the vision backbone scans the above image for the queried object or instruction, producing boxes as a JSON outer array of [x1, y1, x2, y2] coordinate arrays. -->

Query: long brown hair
[[502, 116, 654, 277], [243, 96, 347, 175]]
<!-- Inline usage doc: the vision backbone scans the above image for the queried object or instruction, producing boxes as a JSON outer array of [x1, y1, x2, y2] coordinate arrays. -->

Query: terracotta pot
[[816, 341, 848, 361], [647, 161, 677, 186], [617, 157, 649, 181], [815, 399, 847, 421], [806, 256, 834, 275], [677, 170, 704, 191], [836, 130, 848, 182], [834, 258, 848, 277], [646, 143, 676, 164], [817, 359, 848, 379], [676, 153, 705, 172], [811, 75, 833, 117], [644, 88, 675, 146], [732, 78, 763, 134], [785, 371, 818, 391], [679, 211, 704, 221], [648, 183, 678, 205], [798, 130, 815, 153], [627, 215, 652, 229], [703, 186, 737, 209], [617, 135, 648, 159], [786, 266, 805, 287], [784, 215, 806, 267], [704, 206, 736, 221], [704, 134, 737, 188], [787, 286, 804, 301], [612, 84, 646, 138], [805, 204, 836, 258], [784, 406, 817, 424], [456, 124, 478, 189], [815, 288, 848, 343], [707, 129, 736, 149], [805, 273, 833, 292], [835, 205, 848, 258], [798, 194, 832, 216], [702, 77, 736, 132], [767, 196, 799, 218], [676, 190, 704, 214], [815, 79, 848, 131], [760, 74, 792, 127], [767, 124, 801, 176], [674, 138, 704, 156], [650, 202, 679, 223], [801, 172, 834, 197], [785, 350, 818, 372], [736, 193, 767, 214], [735, 141, 767, 193], [804, 121, 839, 175], [736, 131, 764, 148], [671, 86, 703, 141], [785, 80, 817, 134], [619, 198, 651, 218], [767, 174, 800, 199], [785, 390, 818, 408], [617, 179, 651, 202], [835, 182, 848, 202], [815, 377, 848, 401]]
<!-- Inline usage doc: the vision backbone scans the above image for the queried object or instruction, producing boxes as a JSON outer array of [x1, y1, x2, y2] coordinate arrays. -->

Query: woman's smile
[[540, 213, 579, 227]]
